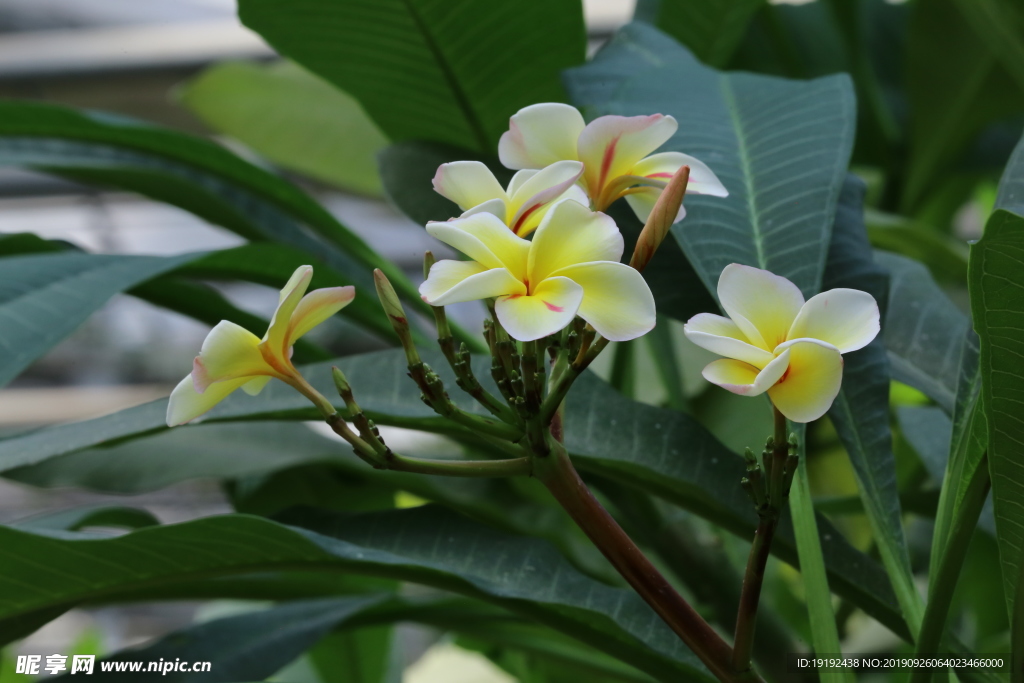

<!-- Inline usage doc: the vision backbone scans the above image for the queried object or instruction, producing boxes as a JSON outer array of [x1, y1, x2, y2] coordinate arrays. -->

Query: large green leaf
[[566, 22, 855, 299], [996, 130, 1024, 215], [53, 596, 389, 682], [0, 509, 710, 682], [179, 61, 389, 197], [0, 351, 906, 637], [875, 251, 969, 413], [823, 178, 922, 633], [903, 0, 1024, 212], [949, 0, 1024, 94], [237, 0, 586, 151], [0, 251, 198, 388], [969, 207, 1024, 620], [634, 0, 765, 68]]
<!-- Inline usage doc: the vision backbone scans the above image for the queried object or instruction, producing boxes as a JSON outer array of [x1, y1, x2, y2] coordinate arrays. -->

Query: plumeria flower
[[498, 103, 728, 224], [420, 199, 655, 342], [166, 266, 354, 426], [683, 264, 880, 423], [433, 159, 588, 236]]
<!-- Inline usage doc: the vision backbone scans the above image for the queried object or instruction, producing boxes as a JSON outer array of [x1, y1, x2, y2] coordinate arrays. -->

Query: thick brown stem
[[534, 446, 755, 683]]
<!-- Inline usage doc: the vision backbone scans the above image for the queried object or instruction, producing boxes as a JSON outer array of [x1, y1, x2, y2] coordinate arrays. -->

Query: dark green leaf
[[179, 61, 389, 196], [996, 130, 1024, 214], [875, 251, 969, 413], [566, 22, 855, 299], [0, 509, 711, 682], [968, 207, 1024, 620], [948, 0, 1024, 93], [237, 0, 586, 151], [0, 251, 198, 389], [897, 405, 953, 484], [0, 351, 906, 637], [53, 596, 389, 682], [639, 0, 765, 68], [12, 506, 159, 532], [822, 178, 922, 631]]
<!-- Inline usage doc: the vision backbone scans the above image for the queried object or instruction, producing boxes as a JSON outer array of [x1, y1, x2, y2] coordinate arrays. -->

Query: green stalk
[[910, 453, 990, 683], [788, 425, 855, 683]]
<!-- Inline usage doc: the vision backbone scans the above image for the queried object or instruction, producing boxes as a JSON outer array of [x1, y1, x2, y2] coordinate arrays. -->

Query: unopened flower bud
[[629, 165, 690, 273], [374, 269, 420, 365]]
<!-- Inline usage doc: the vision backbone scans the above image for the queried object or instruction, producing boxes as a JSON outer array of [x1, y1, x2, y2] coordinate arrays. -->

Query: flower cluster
[[423, 102, 727, 342]]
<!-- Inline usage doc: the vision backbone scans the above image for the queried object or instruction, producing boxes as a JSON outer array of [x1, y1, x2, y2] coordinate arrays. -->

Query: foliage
[[1, 0, 1022, 681]]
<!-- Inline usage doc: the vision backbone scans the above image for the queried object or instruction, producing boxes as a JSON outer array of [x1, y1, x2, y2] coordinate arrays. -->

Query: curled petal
[[528, 200, 623, 284], [683, 313, 775, 369], [624, 186, 686, 225], [287, 286, 356, 344], [427, 213, 530, 278], [262, 265, 313, 363], [767, 339, 844, 423], [551, 261, 655, 342], [432, 161, 507, 210], [421, 261, 524, 306], [787, 288, 880, 354], [460, 197, 508, 221], [632, 151, 728, 197], [494, 276, 583, 341], [166, 374, 254, 427], [507, 160, 584, 235], [577, 114, 677, 195], [498, 103, 585, 170], [192, 321, 275, 393], [701, 351, 790, 397], [717, 263, 804, 351]]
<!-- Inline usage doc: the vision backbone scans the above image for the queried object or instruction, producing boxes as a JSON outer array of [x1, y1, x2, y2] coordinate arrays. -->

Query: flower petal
[[166, 374, 253, 426], [550, 261, 655, 342], [261, 265, 313, 362], [577, 114, 677, 195], [421, 261, 524, 306], [624, 186, 686, 225], [426, 212, 530, 278], [432, 161, 507, 210], [494, 276, 583, 341], [787, 288, 880, 354], [768, 339, 844, 423], [460, 197, 508, 221], [528, 200, 623, 284], [241, 376, 272, 396], [702, 350, 791, 397], [192, 321, 274, 392], [717, 263, 804, 351], [287, 286, 356, 344], [507, 160, 584, 235], [632, 151, 728, 197], [683, 313, 775, 368], [498, 103, 585, 170]]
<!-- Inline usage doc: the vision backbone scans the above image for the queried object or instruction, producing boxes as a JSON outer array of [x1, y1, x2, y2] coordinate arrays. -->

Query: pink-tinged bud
[[629, 165, 690, 273]]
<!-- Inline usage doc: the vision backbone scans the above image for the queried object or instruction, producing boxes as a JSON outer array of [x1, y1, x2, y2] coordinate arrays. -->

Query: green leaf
[[0, 509, 711, 682], [638, 0, 765, 67], [865, 210, 970, 285], [904, 0, 1024, 212], [54, 596, 389, 682], [179, 61, 389, 197], [237, 0, 586, 151], [968, 207, 1024, 621], [0, 251, 198, 389], [996, 129, 1024, 215], [822, 178, 923, 634], [566, 22, 855, 299], [0, 351, 906, 638], [12, 506, 159, 532], [0, 102, 434, 323], [875, 251, 969, 414], [897, 405, 953, 484], [309, 626, 401, 683], [948, 0, 1024, 94]]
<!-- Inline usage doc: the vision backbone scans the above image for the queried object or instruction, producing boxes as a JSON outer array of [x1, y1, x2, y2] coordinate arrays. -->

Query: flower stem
[[732, 406, 790, 673], [533, 443, 753, 683], [909, 453, 991, 683]]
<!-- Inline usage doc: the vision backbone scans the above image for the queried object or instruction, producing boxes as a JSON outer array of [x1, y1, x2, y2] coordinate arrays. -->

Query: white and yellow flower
[[420, 200, 655, 342], [166, 266, 354, 426], [497, 102, 728, 223], [432, 159, 587, 236], [683, 264, 880, 423]]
